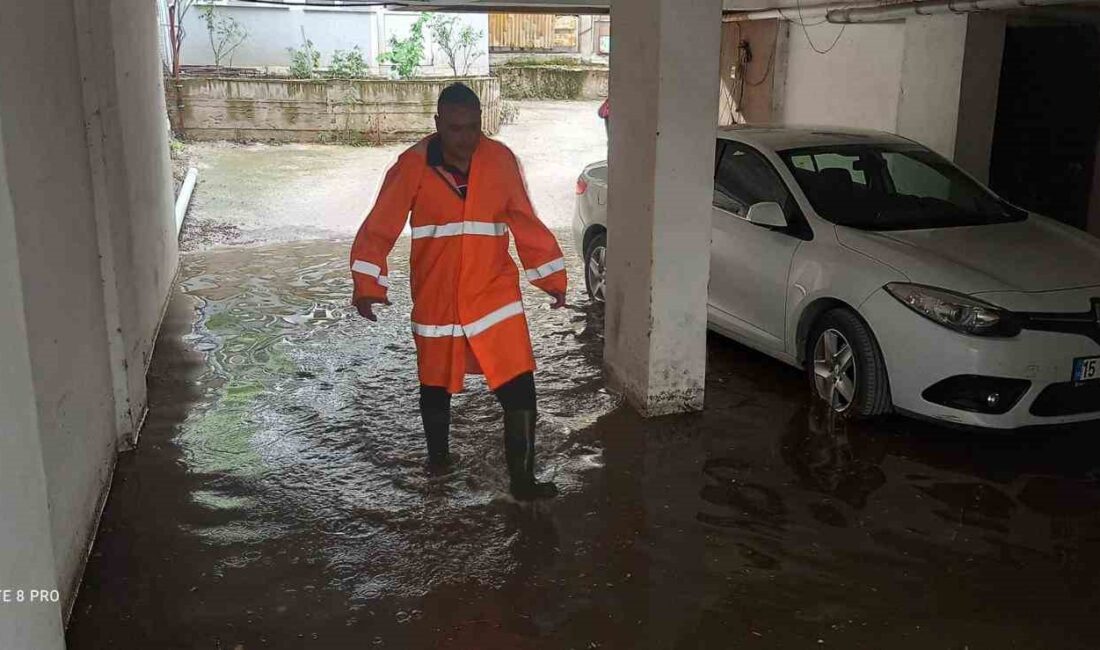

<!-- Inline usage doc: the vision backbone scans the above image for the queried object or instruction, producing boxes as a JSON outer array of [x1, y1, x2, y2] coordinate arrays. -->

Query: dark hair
[[437, 82, 481, 112]]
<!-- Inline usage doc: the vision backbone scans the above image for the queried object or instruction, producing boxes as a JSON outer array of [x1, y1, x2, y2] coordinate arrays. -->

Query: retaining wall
[[493, 65, 608, 100], [168, 76, 502, 143]]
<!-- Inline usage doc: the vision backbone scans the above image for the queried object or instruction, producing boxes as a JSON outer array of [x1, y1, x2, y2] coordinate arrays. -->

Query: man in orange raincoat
[[351, 83, 566, 500]]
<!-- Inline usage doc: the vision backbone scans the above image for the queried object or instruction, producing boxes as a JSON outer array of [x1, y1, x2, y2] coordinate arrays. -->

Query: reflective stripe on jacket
[[350, 135, 567, 393]]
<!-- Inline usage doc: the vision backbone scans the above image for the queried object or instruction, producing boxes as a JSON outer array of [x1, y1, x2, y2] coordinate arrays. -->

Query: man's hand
[[354, 297, 390, 322], [548, 292, 566, 310]]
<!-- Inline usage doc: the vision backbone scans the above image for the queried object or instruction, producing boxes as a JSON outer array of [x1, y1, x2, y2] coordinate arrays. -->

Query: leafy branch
[[378, 14, 429, 79], [429, 15, 484, 77], [200, 5, 249, 68]]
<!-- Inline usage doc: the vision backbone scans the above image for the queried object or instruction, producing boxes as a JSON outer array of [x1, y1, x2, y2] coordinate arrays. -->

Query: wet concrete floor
[[66, 234, 1100, 649]]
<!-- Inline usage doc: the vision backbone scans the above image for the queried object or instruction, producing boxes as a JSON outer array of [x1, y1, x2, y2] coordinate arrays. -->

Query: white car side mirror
[[746, 201, 788, 228]]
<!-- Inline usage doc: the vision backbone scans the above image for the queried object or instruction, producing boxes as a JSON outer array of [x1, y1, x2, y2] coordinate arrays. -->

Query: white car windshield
[[779, 144, 1027, 230]]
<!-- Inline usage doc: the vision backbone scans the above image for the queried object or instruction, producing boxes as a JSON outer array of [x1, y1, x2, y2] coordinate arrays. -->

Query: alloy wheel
[[812, 328, 857, 412], [586, 245, 607, 303]]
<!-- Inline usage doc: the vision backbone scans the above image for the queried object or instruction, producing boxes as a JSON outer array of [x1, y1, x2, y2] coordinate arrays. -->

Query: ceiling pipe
[[724, 0, 1098, 22], [829, 0, 1089, 22], [723, 0, 888, 21]]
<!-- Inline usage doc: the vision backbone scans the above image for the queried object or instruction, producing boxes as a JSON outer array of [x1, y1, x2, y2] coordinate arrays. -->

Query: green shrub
[[501, 56, 585, 68], [288, 38, 321, 79], [330, 46, 368, 79], [378, 14, 428, 79]]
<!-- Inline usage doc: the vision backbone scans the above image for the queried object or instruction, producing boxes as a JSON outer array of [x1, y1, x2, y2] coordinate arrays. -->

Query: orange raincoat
[[351, 135, 567, 394]]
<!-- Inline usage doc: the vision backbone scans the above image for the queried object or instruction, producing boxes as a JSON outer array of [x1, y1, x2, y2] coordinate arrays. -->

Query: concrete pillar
[[578, 15, 596, 61], [71, 0, 180, 448], [604, 0, 723, 416], [103, 0, 180, 441], [74, 0, 140, 448], [897, 13, 1005, 182], [369, 7, 385, 75], [0, 117, 66, 650]]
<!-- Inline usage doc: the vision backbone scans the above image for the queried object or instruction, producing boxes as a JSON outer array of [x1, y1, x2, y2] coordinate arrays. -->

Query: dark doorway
[[989, 24, 1100, 230]]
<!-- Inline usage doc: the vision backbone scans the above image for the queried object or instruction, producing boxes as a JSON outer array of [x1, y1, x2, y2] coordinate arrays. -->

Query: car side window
[[714, 142, 794, 219]]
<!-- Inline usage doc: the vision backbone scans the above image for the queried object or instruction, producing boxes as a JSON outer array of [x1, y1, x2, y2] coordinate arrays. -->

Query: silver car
[[572, 126, 1100, 429]]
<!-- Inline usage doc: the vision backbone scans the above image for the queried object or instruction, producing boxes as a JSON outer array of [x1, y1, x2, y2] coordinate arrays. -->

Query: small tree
[[200, 5, 249, 68], [166, 0, 196, 80], [287, 33, 321, 79], [378, 14, 429, 80], [330, 47, 368, 79], [166, 0, 197, 135], [429, 15, 484, 77]]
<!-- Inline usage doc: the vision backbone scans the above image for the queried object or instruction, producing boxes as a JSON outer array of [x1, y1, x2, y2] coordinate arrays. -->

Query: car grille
[[1030, 381, 1100, 417], [1017, 297, 1100, 346]]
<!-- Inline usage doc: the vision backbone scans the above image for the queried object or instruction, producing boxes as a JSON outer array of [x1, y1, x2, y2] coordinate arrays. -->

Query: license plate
[[1072, 356, 1100, 382]]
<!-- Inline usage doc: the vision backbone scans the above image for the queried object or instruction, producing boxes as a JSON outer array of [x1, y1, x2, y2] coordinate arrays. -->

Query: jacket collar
[[427, 134, 445, 167], [427, 134, 482, 172]]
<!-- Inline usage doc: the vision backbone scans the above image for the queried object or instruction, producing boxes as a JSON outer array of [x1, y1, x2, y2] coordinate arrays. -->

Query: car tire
[[584, 232, 607, 303], [807, 308, 891, 418]]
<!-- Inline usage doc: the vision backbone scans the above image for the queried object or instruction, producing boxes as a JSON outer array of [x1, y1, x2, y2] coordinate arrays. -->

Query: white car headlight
[[885, 283, 1020, 337]]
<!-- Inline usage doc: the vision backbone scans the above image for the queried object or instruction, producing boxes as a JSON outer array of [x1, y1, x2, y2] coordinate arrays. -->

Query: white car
[[573, 126, 1100, 429]]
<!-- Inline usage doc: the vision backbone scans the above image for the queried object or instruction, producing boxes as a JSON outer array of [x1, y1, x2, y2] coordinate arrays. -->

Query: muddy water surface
[[68, 238, 1100, 649]]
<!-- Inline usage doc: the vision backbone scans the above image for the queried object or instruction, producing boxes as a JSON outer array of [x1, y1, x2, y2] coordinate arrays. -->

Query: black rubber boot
[[421, 408, 450, 468], [503, 410, 557, 501]]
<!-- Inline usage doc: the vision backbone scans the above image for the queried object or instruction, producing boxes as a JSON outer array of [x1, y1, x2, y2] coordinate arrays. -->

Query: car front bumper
[[860, 288, 1100, 429]]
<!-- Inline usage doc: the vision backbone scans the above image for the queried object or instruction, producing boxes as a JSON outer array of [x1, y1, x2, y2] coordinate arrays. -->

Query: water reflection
[[781, 401, 887, 511]]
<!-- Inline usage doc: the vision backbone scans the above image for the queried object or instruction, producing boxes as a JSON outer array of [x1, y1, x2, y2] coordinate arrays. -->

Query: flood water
[[68, 237, 1100, 649]]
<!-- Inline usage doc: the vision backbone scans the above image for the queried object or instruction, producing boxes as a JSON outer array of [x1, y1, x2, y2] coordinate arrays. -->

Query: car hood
[[836, 215, 1100, 295]]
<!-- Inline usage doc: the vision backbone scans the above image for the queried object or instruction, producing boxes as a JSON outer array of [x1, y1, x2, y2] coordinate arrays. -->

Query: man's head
[[435, 83, 482, 163]]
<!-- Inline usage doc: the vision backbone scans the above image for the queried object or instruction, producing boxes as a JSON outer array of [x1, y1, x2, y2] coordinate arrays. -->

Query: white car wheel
[[584, 234, 607, 303], [808, 309, 892, 418], [813, 328, 857, 413]]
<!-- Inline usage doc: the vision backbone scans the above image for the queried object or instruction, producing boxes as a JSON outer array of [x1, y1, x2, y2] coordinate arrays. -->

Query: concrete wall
[[896, 15, 967, 160], [170, 76, 502, 142], [782, 21, 905, 132], [778, 15, 1003, 181], [949, 14, 1005, 184], [495, 65, 608, 100], [180, 3, 378, 70], [0, 114, 66, 650], [1, 0, 121, 612], [0, 0, 178, 632], [719, 19, 783, 124], [896, 14, 1004, 181], [176, 2, 490, 77]]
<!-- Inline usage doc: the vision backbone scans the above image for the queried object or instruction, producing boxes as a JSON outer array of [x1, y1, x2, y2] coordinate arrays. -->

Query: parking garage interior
[[3, 0, 1100, 648]]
